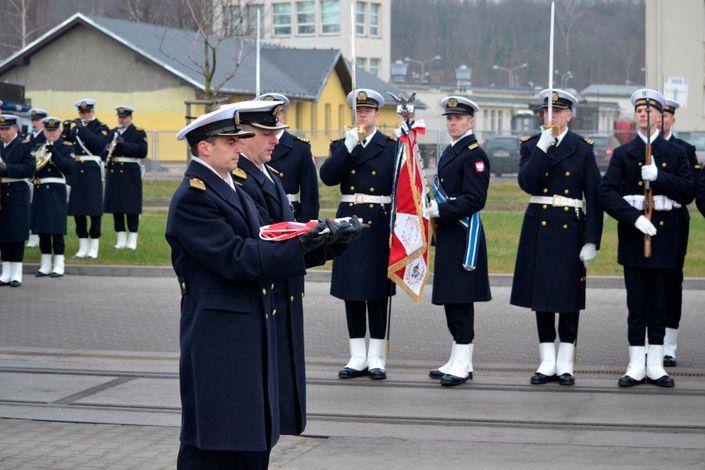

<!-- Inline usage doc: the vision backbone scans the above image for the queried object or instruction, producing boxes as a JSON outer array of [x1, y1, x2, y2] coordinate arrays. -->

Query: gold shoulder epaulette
[[189, 178, 205, 191], [63, 140, 74, 146], [101, 130, 108, 136], [266, 164, 283, 178], [584, 137, 594, 146], [295, 136, 310, 144], [232, 167, 247, 179], [468, 142, 479, 150], [520, 135, 532, 142], [135, 127, 144, 132]]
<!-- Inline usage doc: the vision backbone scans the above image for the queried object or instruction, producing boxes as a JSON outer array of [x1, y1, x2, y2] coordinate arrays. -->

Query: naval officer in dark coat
[[660, 98, 701, 367], [166, 105, 328, 469], [320, 88, 397, 380], [103, 106, 148, 251], [0, 114, 35, 287], [255, 93, 319, 222], [599, 88, 694, 388], [32, 117, 75, 278], [427, 96, 491, 387], [65, 98, 110, 259], [510, 89, 603, 386]]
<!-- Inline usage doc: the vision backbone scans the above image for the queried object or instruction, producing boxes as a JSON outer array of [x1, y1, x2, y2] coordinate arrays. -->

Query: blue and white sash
[[432, 175, 482, 271]]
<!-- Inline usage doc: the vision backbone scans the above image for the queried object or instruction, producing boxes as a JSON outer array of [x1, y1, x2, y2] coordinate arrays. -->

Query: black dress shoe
[[369, 368, 387, 380], [10, 280, 21, 287], [441, 373, 469, 386], [0, 280, 9, 286], [429, 369, 445, 380], [50, 272, 63, 278], [338, 367, 369, 379], [558, 373, 575, 386], [530, 372, 557, 385], [647, 375, 675, 388], [36, 271, 50, 278], [663, 356, 677, 367], [618, 375, 644, 387]]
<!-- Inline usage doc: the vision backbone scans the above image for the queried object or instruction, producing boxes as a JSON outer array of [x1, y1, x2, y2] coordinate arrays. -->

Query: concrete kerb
[[21, 263, 705, 289]]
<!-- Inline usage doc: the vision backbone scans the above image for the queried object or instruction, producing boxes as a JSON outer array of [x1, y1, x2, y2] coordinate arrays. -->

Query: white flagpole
[[350, 2, 358, 127], [547, 1, 555, 128], [256, 8, 261, 96]]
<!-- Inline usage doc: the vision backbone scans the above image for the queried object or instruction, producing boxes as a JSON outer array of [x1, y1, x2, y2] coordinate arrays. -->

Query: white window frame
[[273, 2, 292, 37], [320, 0, 340, 35], [355, 1, 366, 36], [296, 1, 316, 36], [369, 2, 380, 37]]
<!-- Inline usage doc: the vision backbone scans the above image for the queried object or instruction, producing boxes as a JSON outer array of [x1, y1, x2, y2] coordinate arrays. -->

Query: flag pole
[[255, 8, 261, 96]]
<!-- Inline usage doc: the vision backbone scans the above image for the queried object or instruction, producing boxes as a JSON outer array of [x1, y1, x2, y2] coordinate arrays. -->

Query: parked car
[[675, 132, 705, 166], [589, 134, 620, 172], [483, 135, 521, 177]]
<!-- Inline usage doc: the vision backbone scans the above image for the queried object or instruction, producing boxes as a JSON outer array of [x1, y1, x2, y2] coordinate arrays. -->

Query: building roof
[[580, 84, 643, 97], [0, 13, 402, 105]]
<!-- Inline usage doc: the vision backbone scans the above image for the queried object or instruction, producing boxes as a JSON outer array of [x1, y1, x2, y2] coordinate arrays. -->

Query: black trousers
[[665, 214, 689, 329], [444, 303, 475, 345], [177, 443, 270, 470], [74, 215, 101, 238], [345, 298, 388, 339], [39, 234, 65, 255], [0, 241, 24, 262], [624, 266, 668, 345], [535, 311, 579, 343], [113, 212, 140, 232]]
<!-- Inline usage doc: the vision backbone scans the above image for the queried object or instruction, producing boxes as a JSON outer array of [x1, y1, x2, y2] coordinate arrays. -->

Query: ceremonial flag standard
[[387, 120, 430, 301]]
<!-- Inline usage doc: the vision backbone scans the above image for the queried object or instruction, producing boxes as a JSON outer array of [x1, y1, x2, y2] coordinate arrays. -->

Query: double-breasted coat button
[[638, 181, 643, 187], [659, 220, 664, 226], [542, 204, 548, 210], [370, 187, 375, 192], [262, 288, 266, 295], [565, 171, 571, 177], [350, 185, 355, 191], [563, 224, 568, 230], [371, 170, 377, 176], [564, 206, 569, 212], [541, 220, 547, 226], [543, 188, 548, 194], [290, 295, 294, 302], [661, 162, 667, 168], [563, 189, 569, 195], [351, 169, 356, 175]]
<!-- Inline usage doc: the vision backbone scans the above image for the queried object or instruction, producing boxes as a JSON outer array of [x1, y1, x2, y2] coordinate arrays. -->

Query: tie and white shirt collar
[[191, 156, 236, 191], [637, 129, 660, 144], [241, 154, 273, 182], [450, 129, 473, 147], [554, 128, 569, 147], [361, 129, 378, 148]]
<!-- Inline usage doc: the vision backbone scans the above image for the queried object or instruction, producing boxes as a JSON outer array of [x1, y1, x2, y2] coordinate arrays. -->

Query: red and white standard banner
[[387, 121, 430, 302]]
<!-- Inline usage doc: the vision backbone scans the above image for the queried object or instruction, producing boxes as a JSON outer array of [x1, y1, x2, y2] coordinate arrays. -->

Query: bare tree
[[0, 0, 43, 51]]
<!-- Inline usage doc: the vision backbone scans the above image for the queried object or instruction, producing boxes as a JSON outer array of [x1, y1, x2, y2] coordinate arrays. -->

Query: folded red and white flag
[[259, 218, 360, 241]]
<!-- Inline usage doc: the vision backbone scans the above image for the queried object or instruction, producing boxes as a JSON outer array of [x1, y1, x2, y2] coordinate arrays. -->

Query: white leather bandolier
[[340, 193, 392, 205], [0, 177, 29, 184], [34, 177, 66, 185], [112, 157, 142, 164], [623, 194, 681, 211], [529, 195, 584, 209], [75, 155, 102, 164]]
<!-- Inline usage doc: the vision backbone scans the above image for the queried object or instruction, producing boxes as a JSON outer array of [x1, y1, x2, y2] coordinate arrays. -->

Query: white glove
[[578, 243, 597, 268], [641, 159, 658, 181], [426, 199, 439, 218], [634, 215, 657, 236], [344, 127, 361, 153], [536, 127, 555, 153]]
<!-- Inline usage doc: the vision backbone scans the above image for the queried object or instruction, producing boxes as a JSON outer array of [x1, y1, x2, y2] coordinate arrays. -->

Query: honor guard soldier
[[26, 108, 49, 248], [103, 106, 148, 250], [599, 89, 694, 388], [167, 106, 329, 469], [229, 99, 363, 438], [64, 98, 110, 259], [320, 88, 397, 380], [0, 115, 35, 287], [427, 96, 491, 386], [32, 117, 75, 277], [255, 93, 320, 222], [510, 89, 603, 386], [660, 99, 700, 367]]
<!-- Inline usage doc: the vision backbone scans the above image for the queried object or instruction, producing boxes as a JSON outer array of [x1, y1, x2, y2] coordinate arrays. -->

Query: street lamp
[[554, 70, 574, 89], [492, 63, 528, 87], [403, 55, 441, 83], [455, 64, 471, 91], [390, 59, 408, 83]]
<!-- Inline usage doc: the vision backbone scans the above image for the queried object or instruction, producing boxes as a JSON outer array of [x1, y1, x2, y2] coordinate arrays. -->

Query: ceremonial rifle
[[643, 97, 654, 258]]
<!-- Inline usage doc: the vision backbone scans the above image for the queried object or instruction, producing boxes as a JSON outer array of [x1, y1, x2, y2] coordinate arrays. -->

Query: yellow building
[[0, 13, 404, 162]]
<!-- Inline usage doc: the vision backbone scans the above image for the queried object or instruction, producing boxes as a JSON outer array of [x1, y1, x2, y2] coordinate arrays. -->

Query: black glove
[[340, 216, 368, 243], [45, 144, 54, 153], [0, 161, 7, 176], [114, 134, 125, 145], [299, 221, 329, 253], [61, 121, 72, 140], [323, 218, 343, 244]]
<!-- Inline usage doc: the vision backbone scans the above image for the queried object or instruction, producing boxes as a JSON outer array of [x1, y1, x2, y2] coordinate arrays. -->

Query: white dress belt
[[529, 195, 584, 209], [112, 157, 142, 163], [34, 177, 66, 185], [75, 155, 102, 164], [1, 177, 29, 184], [340, 193, 392, 205], [287, 194, 300, 203], [623, 194, 681, 211]]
